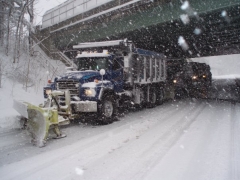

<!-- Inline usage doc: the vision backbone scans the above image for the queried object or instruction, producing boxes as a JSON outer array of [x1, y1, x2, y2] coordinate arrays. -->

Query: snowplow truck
[[167, 59, 212, 98], [13, 39, 169, 147], [44, 39, 169, 124]]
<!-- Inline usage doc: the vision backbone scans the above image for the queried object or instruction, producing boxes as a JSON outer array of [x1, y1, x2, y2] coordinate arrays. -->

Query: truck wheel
[[157, 89, 164, 105], [148, 88, 157, 108], [98, 95, 117, 124]]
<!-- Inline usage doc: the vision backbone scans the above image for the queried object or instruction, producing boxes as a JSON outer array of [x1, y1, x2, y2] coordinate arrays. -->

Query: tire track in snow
[[77, 101, 206, 180], [0, 101, 190, 179], [132, 100, 207, 180], [201, 101, 234, 180], [0, 100, 178, 167], [53, 101, 194, 179], [0, 100, 178, 166], [0, 129, 22, 137], [182, 100, 231, 180], [167, 101, 234, 180], [0, 129, 32, 159], [173, 101, 233, 180], [2, 100, 237, 180], [141, 100, 234, 180]]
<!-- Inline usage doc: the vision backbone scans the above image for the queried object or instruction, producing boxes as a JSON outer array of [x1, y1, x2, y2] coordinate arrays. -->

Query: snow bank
[[192, 54, 240, 77], [0, 48, 66, 130], [0, 78, 42, 129], [213, 74, 240, 79]]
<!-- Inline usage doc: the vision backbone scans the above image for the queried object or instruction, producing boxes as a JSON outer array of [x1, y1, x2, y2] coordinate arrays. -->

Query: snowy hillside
[[0, 48, 66, 129]]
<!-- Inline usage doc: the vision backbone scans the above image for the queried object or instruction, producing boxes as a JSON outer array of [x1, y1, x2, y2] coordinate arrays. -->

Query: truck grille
[[56, 79, 80, 96]]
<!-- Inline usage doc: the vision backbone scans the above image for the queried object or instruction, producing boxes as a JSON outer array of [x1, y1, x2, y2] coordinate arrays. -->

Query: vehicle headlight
[[45, 89, 52, 95], [192, 75, 197, 80], [84, 88, 96, 97], [203, 75, 206, 78], [173, 79, 177, 83]]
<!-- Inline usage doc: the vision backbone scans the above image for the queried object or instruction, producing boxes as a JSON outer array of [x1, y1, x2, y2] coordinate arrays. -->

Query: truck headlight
[[173, 79, 177, 83], [45, 89, 52, 95], [85, 88, 96, 97], [192, 75, 197, 80]]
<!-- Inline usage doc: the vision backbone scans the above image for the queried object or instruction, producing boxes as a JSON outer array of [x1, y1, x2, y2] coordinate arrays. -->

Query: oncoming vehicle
[[167, 59, 212, 98]]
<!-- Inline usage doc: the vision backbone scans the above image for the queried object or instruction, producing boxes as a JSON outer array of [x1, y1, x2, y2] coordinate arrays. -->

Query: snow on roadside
[[0, 49, 66, 130], [212, 74, 240, 79], [0, 77, 43, 129]]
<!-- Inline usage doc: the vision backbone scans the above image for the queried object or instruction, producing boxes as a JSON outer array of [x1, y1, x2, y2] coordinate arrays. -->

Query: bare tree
[[0, 0, 55, 92], [0, 0, 6, 46], [0, 0, 36, 60], [0, 58, 2, 88], [13, 0, 27, 63], [5, 5, 13, 56], [27, 0, 34, 56]]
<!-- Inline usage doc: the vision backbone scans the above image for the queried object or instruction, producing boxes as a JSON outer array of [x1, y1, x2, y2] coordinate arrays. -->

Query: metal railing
[[51, 51, 77, 68], [30, 34, 77, 68], [32, 46, 61, 78]]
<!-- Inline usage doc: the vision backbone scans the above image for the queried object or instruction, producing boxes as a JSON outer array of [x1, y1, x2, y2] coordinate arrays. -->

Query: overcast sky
[[35, 0, 66, 25]]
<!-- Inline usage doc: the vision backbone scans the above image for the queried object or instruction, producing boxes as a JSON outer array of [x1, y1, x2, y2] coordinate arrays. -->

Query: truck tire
[[98, 95, 118, 124], [148, 88, 157, 108], [156, 89, 164, 105]]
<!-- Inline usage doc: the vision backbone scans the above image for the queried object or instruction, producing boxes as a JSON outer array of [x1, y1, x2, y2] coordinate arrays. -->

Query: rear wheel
[[147, 88, 157, 108], [156, 89, 164, 105], [98, 95, 118, 124]]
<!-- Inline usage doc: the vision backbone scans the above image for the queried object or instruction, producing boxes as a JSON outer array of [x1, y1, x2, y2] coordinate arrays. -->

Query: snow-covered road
[[0, 99, 240, 180]]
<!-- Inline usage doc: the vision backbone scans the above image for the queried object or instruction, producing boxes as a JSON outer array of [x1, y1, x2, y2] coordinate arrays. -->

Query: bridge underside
[[48, 0, 240, 59], [122, 5, 240, 58]]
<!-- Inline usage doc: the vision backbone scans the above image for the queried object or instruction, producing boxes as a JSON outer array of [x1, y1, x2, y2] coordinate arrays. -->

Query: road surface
[[0, 99, 240, 180]]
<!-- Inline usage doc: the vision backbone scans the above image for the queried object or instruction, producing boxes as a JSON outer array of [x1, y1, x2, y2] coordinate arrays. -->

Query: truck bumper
[[72, 101, 97, 112]]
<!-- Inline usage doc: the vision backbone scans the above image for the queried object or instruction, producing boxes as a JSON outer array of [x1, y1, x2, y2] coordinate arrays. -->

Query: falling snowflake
[[178, 36, 189, 51], [193, 28, 202, 35], [181, 1, 189, 10], [180, 14, 190, 25], [221, 10, 227, 17]]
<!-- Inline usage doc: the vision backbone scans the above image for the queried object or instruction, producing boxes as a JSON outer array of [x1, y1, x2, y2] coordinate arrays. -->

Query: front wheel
[[98, 95, 118, 124]]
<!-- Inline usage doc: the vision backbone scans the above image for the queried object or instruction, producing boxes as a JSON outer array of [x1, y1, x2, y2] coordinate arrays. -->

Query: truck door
[[111, 57, 124, 92]]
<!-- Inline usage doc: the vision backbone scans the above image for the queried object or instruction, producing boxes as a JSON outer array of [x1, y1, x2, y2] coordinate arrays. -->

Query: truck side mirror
[[100, 69, 105, 87], [100, 69, 106, 75]]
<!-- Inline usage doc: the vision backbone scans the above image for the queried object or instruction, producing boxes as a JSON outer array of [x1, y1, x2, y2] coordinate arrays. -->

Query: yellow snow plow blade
[[13, 100, 67, 147]]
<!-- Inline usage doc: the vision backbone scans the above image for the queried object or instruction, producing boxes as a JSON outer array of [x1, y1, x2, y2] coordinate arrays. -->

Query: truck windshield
[[77, 57, 109, 71]]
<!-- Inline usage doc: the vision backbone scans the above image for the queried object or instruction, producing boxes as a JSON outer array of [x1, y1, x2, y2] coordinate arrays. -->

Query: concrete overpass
[[36, 0, 240, 59]]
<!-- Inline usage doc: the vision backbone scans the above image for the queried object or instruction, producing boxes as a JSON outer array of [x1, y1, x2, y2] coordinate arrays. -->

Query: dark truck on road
[[167, 59, 212, 98]]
